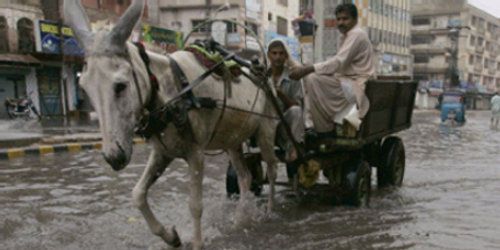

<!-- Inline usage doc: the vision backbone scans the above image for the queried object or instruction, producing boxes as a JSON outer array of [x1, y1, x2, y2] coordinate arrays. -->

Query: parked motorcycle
[[4, 97, 41, 120]]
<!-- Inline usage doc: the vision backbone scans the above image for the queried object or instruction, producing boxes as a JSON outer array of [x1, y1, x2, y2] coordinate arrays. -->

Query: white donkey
[[63, 0, 279, 249]]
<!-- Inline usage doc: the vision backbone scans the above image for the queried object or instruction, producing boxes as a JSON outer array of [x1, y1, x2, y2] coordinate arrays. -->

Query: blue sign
[[35, 20, 84, 56]]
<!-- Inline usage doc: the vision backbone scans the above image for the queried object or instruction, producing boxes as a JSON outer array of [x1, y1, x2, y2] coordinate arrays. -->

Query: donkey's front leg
[[186, 148, 205, 250], [256, 129, 279, 212], [132, 148, 180, 247]]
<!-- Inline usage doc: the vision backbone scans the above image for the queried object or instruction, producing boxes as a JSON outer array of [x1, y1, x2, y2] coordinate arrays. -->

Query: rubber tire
[[378, 136, 405, 188], [344, 160, 371, 207]]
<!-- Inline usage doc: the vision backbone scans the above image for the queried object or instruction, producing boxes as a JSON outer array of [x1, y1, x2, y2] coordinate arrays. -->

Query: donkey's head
[[64, 0, 146, 171]]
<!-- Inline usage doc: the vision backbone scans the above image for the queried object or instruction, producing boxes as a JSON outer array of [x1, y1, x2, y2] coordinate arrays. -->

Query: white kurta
[[491, 94, 500, 118], [304, 25, 375, 132]]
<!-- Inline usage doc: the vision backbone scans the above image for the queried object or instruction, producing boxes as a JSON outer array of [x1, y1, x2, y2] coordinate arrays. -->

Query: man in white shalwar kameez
[[290, 3, 375, 133], [491, 92, 500, 130]]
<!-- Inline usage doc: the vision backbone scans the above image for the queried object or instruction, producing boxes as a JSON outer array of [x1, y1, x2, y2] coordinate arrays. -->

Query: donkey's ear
[[63, 0, 94, 52], [109, 0, 144, 47]]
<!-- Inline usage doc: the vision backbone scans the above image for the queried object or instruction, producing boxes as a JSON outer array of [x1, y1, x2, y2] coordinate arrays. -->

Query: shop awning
[[0, 53, 41, 66]]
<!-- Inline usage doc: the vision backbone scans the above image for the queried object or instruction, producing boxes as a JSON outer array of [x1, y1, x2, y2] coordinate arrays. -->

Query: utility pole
[[447, 24, 470, 89], [205, 0, 212, 20]]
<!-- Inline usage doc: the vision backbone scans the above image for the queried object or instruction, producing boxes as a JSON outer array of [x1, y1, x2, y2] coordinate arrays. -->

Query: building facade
[[159, 0, 300, 58], [411, 0, 500, 93], [311, 0, 412, 77], [0, 0, 161, 118], [0, 1, 43, 118]]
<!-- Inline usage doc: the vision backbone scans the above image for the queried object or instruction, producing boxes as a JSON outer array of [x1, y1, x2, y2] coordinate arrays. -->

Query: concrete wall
[[261, 0, 299, 37]]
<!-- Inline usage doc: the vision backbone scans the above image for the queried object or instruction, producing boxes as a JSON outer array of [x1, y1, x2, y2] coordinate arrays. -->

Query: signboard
[[211, 21, 227, 46], [140, 24, 183, 53], [245, 0, 262, 20], [245, 35, 260, 51], [34, 20, 84, 56], [227, 33, 241, 46]]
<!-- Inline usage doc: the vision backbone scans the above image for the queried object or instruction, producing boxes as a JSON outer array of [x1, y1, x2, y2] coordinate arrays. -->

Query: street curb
[[0, 138, 146, 160]]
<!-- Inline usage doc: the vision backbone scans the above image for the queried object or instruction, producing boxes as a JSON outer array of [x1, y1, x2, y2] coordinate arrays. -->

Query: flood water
[[1, 110, 499, 250]]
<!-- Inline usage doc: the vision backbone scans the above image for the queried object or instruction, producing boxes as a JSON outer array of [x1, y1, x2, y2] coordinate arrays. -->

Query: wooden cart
[[226, 79, 418, 206]]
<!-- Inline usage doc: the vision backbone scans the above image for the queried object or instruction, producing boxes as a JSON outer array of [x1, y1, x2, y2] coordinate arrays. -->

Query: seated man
[[290, 3, 375, 133], [266, 38, 304, 162]]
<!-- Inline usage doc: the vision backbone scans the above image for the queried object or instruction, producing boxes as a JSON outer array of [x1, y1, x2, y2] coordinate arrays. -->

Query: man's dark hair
[[335, 3, 358, 20]]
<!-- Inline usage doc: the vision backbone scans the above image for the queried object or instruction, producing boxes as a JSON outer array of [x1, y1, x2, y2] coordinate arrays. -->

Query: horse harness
[[132, 42, 232, 140]]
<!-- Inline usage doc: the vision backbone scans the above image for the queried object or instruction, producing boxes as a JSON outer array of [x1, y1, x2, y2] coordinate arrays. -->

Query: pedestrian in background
[[491, 92, 500, 130]]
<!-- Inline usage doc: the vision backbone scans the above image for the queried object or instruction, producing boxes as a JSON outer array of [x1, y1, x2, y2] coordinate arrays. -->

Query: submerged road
[[1, 110, 499, 250]]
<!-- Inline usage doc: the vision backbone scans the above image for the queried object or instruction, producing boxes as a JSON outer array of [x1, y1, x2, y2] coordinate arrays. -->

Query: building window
[[471, 16, 477, 26], [497, 62, 500, 70], [411, 35, 433, 45], [0, 16, 8, 52], [278, 0, 288, 7], [414, 55, 429, 63], [17, 18, 34, 53], [268, 12, 273, 21], [277, 16, 288, 36], [191, 19, 210, 33], [469, 55, 474, 65], [411, 17, 431, 26], [225, 20, 238, 33], [245, 21, 259, 36], [475, 55, 482, 65], [470, 36, 475, 46], [477, 37, 484, 47]]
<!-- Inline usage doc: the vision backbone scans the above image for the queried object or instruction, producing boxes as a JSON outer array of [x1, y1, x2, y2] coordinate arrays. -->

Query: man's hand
[[289, 65, 315, 80]]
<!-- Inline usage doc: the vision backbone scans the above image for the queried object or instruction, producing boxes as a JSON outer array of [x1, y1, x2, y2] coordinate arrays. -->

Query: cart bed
[[310, 79, 418, 151]]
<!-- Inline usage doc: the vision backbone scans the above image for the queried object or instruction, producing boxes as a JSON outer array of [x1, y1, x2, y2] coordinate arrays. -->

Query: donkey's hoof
[[166, 226, 181, 248]]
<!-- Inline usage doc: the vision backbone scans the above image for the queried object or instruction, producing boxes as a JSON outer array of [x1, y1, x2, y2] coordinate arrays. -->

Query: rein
[[131, 43, 230, 139]]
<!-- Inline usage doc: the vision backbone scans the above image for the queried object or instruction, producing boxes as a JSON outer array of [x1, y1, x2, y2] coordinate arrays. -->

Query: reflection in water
[[1, 111, 500, 249]]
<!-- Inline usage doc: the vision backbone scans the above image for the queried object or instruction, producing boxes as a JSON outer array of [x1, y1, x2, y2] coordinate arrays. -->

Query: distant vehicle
[[439, 90, 466, 125]]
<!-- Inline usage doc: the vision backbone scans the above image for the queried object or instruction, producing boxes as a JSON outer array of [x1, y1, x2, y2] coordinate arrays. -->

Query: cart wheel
[[225, 157, 263, 197], [344, 160, 371, 207], [378, 136, 405, 188]]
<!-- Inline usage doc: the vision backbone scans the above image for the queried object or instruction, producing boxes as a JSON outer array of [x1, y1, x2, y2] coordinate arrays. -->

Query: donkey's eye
[[114, 82, 128, 96]]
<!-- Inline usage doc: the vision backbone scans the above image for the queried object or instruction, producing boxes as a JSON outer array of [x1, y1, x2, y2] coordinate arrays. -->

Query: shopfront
[[0, 54, 40, 118]]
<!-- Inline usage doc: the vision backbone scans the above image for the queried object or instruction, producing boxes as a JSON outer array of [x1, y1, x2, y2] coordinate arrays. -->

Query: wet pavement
[[0, 117, 99, 148], [1, 110, 500, 250]]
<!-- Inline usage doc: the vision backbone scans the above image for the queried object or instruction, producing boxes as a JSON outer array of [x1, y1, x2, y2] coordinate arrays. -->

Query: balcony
[[413, 63, 448, 73], [475, 46, 484, 53], [411, 44, 449, 54], [488, 67, 496, 75], [159, 0, 240, 9], [476, 26, 486, 34]]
